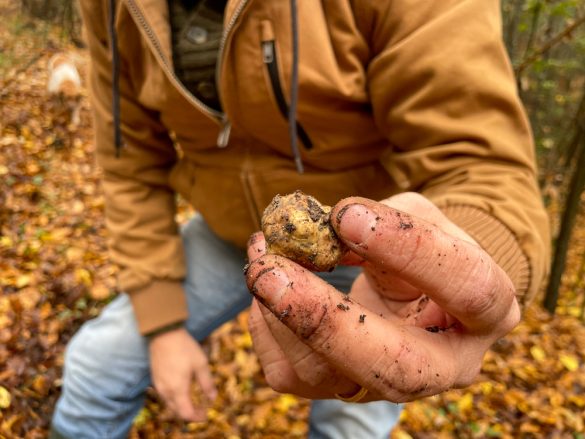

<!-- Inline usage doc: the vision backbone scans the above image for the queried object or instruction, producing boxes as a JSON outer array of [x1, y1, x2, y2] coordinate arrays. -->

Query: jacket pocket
[[260, 20, 313, 150], [246, 163, 398, 230]]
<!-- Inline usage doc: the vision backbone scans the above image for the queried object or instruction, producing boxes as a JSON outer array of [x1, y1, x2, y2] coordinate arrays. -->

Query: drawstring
[[289, 0, 304, 174], [109, 0, 123, 157]]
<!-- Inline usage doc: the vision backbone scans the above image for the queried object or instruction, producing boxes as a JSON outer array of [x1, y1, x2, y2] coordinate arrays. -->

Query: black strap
[[109, 0, 123, 157], [289, 0, 303, 174]]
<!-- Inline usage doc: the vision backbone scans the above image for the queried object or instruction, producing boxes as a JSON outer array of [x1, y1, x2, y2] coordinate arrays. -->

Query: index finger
[[173, 391, 206, 422], [247, 232, 266, 262], [331, 197, 517, 332]]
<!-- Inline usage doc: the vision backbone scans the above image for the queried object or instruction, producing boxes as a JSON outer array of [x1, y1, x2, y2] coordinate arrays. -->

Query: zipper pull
[[217, 118, 231, 148], [262, 41, 274, 64]]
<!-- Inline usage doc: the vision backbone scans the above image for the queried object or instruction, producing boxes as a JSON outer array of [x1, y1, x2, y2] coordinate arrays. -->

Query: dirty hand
[[148, 327, 217, 420], [245, 192, 520, 402]]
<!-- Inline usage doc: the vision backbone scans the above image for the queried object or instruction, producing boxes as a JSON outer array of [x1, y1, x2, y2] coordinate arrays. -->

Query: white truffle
[[261, 191, 346, 272]]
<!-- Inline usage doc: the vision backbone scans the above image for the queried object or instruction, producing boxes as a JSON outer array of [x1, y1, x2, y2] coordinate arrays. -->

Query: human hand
[[148, 327, 217, 420], [245, 192, 520, 402]]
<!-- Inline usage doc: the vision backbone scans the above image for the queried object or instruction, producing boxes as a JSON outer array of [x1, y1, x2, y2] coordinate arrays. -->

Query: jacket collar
[[124, 0, 173, 62], [125, 0, 246, 66]]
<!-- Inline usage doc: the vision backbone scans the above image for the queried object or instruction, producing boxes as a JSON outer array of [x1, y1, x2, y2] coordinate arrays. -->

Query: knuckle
[[291, 351, 330, 386], [387, 192, 437, 217], [499, 298, 521, 335], [463, 287, 497, 317], [366, 347, 435, 402], [396, 371, 430, 397], [391, 191, 425, 208], [462, 263, 499, 317], [248, 310, 263, 333], [509, 299, 521, 326], [264, 363, 297, 393], [304, 319, 336, 353], [292, 299, 334, 343]]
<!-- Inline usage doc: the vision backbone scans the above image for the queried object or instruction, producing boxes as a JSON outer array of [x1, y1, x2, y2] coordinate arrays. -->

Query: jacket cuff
[[440, 205, 531, 305], [128, 280, 189, 335]]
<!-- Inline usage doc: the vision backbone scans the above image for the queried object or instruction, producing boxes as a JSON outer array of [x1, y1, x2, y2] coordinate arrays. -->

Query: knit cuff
[[441, 204, 531, 304]]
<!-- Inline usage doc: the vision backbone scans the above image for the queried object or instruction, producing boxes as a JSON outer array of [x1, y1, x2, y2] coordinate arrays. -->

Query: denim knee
[[52, 299, 151, 439]]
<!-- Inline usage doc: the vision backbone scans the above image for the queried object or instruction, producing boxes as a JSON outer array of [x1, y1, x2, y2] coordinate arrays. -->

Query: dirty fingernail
[[247, 232, 266, 262], [336, 203, 378, 245], [247, 232, 264, 250]]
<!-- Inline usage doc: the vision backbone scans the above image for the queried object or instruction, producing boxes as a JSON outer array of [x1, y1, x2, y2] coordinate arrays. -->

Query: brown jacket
[[79, 0, 550, 334]]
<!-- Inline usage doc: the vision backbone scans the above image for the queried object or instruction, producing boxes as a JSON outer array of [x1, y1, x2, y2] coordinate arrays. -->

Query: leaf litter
[[1, 5, 585, 438]]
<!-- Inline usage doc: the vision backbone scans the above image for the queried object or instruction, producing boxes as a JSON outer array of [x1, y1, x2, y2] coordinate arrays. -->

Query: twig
[[515, 15, 585, 76]]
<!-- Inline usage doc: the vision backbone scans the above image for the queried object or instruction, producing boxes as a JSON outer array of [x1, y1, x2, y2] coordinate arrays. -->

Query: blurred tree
[[544, 86, 585, 313], [20, 0, 83, 47], [501, 0, 585, 312]]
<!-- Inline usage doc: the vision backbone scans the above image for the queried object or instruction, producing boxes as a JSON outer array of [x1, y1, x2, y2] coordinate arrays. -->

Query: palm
[[349, 270, 457, 332]]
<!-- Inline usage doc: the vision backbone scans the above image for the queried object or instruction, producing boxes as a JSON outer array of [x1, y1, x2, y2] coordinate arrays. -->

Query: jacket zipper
[[125, 0, 250, 148], [214, 0, 250, 147], [261, 40, 313, 150]]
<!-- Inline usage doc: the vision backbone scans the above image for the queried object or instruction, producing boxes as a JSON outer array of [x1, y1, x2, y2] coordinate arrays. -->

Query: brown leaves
[[128, 312, 309, 438], [393, 305, 585, 438], [0, 10, 113, 437], [3, 5, 585, 439]]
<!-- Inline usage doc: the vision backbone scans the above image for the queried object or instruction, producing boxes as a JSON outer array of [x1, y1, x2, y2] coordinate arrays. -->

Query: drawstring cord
[[288, 0, 304, 174], [109, 0, 123, 157]]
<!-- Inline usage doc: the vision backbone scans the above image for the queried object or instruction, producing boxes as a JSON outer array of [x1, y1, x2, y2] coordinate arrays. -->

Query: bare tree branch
[[515, 14, 585, 75]]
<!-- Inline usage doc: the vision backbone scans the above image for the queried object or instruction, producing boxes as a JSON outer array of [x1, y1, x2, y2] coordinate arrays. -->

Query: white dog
[[47, 53, 82, 127]]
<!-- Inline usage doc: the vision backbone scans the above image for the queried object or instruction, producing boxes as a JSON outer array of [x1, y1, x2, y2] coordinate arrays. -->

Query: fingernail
[[247, 231, 264, 249], [251, 266, 291, 306], [336, 203, 378, 245]]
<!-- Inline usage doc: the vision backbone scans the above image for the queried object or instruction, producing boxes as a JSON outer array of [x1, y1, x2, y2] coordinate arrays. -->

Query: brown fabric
[[78, 0, 551, 333], [129, 280, 188, 334], [442, 205, 532, 304]]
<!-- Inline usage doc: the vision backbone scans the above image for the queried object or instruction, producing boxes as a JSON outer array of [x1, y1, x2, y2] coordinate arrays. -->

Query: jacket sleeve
[[80, 0, 188, 334], [360, 0, 550, 305]]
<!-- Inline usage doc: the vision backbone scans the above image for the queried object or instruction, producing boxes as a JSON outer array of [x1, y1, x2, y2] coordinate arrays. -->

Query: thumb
[[378, 192, 476, 244]]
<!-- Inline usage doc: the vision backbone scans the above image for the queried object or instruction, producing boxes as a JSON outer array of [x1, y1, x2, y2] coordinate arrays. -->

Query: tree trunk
[[503, 0, 526, 58], [544, 127, 585, 313], [563, 89, 585, 169]]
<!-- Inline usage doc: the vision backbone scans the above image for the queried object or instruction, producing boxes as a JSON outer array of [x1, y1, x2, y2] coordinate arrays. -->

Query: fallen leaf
[[457, 392, 474, 413], [560, 354, 579, 372], [15, 274, 31, 288], [274, 394, 298, 413], [90, 283, 111, 300], [0, 386, 11, 409], [530, 346, 546, 362], [75, 268, 92, 286]]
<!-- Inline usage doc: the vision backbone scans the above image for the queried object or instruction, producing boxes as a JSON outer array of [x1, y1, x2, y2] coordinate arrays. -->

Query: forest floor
[[1, 4, 585, 439]]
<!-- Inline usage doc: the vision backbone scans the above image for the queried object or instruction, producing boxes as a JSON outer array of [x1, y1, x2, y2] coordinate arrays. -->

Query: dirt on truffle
[[261, 191, 347, 272]]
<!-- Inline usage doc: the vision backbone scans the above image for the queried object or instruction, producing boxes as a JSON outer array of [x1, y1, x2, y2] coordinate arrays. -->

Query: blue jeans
[[52, 215, 401, 438]]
